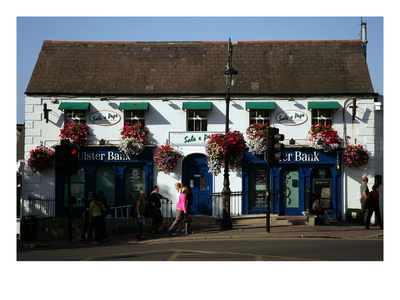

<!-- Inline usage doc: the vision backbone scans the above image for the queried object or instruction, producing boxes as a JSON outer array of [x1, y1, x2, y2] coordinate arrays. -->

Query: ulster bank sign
[[280, 149, 339, 164]]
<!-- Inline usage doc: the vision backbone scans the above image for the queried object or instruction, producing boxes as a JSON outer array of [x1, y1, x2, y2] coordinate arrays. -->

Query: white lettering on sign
[[107, 152, 131, 161], [78, 151, 131, 161], [78, 152, 106, 161], [89, 110, 121, 126], [275, 110, 308, 126], [282, 151, 320, 162]]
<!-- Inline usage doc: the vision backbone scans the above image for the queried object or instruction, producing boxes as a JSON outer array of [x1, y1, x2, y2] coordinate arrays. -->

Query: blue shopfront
[[242, 148, 342, 220], [55, 147, 154, 217]]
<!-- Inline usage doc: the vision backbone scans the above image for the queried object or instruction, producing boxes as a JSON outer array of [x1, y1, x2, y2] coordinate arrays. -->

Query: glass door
[[283, 170, 301, 215]]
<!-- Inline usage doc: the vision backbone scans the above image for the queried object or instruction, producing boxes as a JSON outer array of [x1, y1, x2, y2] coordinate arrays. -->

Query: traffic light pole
[[67, 172, 72, 242], [265, 127, 284, 234], [266, 127, 271, 233]]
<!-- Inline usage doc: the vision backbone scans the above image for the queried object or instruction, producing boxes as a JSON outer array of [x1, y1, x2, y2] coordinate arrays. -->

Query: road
[[17, 238, 383, 261]]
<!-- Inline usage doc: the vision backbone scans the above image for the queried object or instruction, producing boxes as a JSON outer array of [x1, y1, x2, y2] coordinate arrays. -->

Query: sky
[[16, 16, 384, 124]]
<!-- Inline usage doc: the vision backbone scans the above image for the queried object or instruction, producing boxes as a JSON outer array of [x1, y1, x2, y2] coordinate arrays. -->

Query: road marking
[[168, 250, 183, 261], [69, 249, 319, 261]]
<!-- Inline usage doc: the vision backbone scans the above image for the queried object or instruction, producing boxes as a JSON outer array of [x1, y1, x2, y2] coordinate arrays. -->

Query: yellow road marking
[[74, 249, 318, 261]]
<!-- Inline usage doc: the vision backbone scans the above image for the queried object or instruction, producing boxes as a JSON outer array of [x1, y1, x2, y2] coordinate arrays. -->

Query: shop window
[[65, 110, 86, 123], [124, 165, 145, 206], [187, 109, 208, 131], [312, 109, 333, 126], [64, 168, 85, 207], [124, 110, 145, 125], [95, 165, 115, 207], [249, 109, 270, 126]]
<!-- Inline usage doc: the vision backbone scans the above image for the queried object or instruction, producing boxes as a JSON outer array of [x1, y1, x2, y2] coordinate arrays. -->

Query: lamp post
[[221, 38, 238, 231]]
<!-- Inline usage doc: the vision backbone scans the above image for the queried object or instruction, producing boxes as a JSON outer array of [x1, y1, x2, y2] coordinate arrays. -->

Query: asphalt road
[[17, 238, 383, 261]]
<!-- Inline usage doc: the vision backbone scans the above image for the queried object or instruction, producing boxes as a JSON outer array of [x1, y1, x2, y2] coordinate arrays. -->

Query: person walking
[[80, 191, 94, 242], [168, 186, 190, 236], [148, 186, 169, 234], [174, 182, 185, 232], [136, 190, 147, 239], [89, 193, 108, 244], [360, 176, 369, 225], [365, 184, 383, 229]]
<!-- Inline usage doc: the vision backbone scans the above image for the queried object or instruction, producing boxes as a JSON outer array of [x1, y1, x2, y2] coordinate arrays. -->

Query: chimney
[[361, 20, 368, 58]]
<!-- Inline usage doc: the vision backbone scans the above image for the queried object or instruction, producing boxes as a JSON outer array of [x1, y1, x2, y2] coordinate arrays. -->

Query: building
[[21, 38, 383, 222]]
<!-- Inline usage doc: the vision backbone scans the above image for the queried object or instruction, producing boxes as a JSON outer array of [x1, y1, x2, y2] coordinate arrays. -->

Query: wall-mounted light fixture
[[43, 103, 52, 123]]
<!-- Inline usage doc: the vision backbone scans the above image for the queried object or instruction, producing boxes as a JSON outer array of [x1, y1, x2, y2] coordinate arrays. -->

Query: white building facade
[[21, 40, 383, 222]]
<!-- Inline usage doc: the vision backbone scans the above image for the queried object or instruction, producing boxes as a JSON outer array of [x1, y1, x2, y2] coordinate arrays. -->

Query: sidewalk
[[17, 216, 383, 250]]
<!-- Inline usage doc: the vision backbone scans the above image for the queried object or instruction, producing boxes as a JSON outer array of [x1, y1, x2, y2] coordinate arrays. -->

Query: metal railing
[[21, 195, 56, 217], [108, 200, 174, 226], [208, 190, 280, 218]]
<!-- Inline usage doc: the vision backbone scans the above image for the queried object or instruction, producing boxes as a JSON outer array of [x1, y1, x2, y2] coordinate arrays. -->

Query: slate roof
[[25, 40, 374, 96]]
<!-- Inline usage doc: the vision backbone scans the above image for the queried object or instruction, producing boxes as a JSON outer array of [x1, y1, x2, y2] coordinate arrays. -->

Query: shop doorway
[[283, 170, 302, 215], [182, 154, 212, 215], [248, 166, 268, 214], [311, 167, 333, 210]]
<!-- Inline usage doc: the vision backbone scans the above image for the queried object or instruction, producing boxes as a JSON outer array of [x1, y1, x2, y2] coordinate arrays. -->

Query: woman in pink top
[[168, 187, 190, 236]]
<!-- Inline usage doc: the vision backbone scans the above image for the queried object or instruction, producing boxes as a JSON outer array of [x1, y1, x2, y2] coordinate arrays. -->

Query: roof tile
[[25, 40, 374, 95]]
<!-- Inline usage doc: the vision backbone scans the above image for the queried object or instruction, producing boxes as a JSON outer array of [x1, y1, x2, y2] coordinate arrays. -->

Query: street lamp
[[221, 38, 238, 231]]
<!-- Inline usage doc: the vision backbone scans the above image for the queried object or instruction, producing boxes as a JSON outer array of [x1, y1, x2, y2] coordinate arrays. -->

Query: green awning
[[119, 102, 149, 110], [58, 102, 90, 110], [182, 102, 212, 110], [245, 102, 276, 110], [308, 102, 339, 110]]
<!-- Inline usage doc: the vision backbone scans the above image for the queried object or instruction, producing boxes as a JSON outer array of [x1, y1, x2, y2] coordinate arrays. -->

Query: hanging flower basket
[[60, 122, 89, 147], [118, 122, 149, 157], [246, 123, 268, 155], [28, 145, 55, 173], [205, 131, 246, 175], [344, 144, 369, 168], [308, 123, 341, 151], [153, 140, 183, 174]]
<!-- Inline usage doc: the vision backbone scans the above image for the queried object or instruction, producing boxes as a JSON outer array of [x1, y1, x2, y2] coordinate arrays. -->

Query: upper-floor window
[[187, 109, 208, 131], [249, 109, 270, 126], [124, 110, 145, 125], [65, 110, 86, 124], [312, 109, 333, 126]]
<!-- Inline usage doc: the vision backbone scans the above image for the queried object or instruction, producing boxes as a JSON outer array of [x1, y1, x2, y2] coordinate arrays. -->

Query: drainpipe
[[342, 97, 358, 220]]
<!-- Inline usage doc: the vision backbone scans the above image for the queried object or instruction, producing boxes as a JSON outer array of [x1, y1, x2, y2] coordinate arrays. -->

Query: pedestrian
[[136, 190, 147, 239], [365, 184, 383, 229], [97, 189, 109, 240], [89, 193, 108, 244], [360, 176, 369, 225], [148, 186, 169, 234], [80, 191, 94, 242], [174, 182, 185, 232], [311, 194, 332, 224], [168, 186, 190, 236]]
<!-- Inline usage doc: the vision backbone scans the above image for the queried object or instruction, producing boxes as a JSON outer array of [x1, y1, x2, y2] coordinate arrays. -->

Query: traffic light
[[69, 143, 80, 175], [269, 127, 285, 163], [55, 139, 70, 173], [55, 140, 80, 175]]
